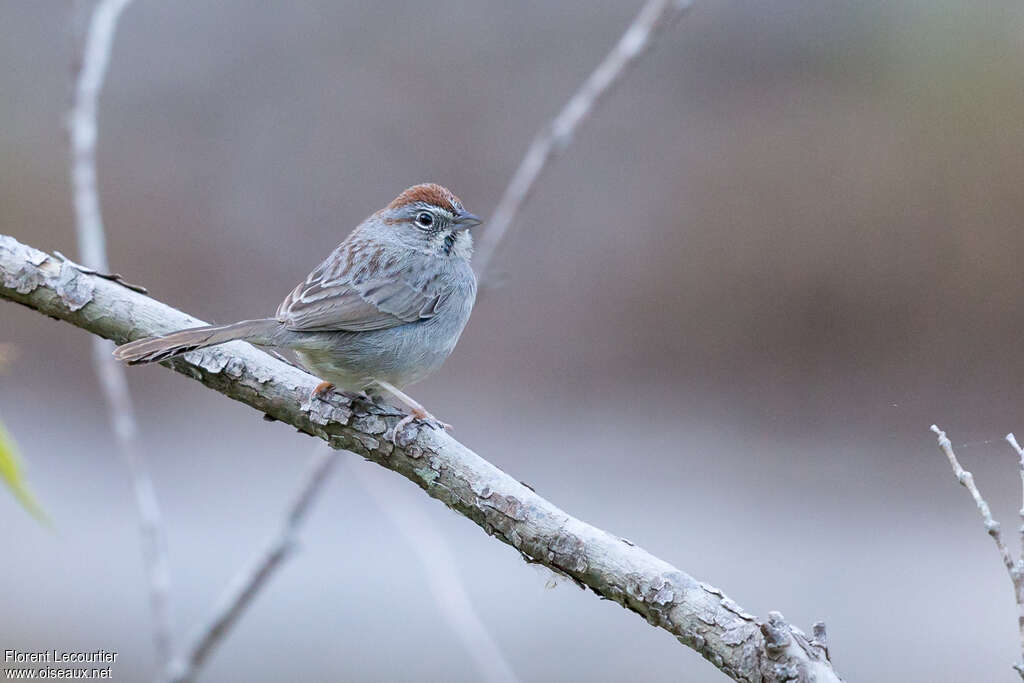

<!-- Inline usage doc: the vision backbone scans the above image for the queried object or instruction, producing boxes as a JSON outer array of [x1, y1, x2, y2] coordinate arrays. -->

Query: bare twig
[[348, 459, 518, 683], [473, 0, 692, 280], [931, 425, 1024, 679], [166, 446, 338, 683], [1005, 433, 1024, 564], [53, 250, 148, 293], [68, 0, 174, 666], [1007, 431, 1024, 679], [0, 234, 843, 682], [0, 343, 17, 372], [70, 0, 132, 275], [930, 426, 1015, 572]]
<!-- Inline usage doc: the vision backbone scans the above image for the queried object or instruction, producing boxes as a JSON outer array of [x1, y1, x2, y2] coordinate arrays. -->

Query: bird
[[114, 183, 481, 442]]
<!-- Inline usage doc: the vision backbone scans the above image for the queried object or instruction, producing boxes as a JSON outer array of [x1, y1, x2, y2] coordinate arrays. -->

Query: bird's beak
[[454, 211, 482, 229]]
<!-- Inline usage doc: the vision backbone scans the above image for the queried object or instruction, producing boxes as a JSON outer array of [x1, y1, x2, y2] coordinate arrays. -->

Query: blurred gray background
[[3, 1, 1024, 680]]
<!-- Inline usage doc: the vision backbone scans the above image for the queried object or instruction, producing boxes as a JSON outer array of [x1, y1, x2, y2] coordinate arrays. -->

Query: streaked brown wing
[[276, 239, 445, 332]]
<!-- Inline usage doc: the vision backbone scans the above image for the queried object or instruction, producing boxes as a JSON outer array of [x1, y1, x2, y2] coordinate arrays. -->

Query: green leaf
[[0, 420, 50, 525]]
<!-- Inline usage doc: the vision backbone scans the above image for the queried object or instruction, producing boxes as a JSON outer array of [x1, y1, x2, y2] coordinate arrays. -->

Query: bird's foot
[[386, 407, 452, 445], [310, 381, 335, 401], [311, 383, 376, 410]]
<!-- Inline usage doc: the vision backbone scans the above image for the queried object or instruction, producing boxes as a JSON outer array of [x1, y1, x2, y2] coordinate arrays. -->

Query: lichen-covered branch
[[931, 425, 1024, 679], [0, 233, 842, 683]]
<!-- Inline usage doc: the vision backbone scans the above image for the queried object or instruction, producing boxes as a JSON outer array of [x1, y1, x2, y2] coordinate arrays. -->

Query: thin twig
[[473, 0, 692, 280], [931, 425, 1024, 679], [70, 0, 132, 274], [69, 0, 174, 665], [1006, 433, 1024, 564], [348, 458, 518, 683], [0, 343, 16, 372], [167, 446, 339, 683], [931, 425, 1015, 572], [53, 250, 148, 293], [1007, 432, 1024, 679]]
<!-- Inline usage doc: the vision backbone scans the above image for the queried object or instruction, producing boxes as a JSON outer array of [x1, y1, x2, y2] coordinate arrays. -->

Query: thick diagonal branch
[[0, 234, 842, 683]]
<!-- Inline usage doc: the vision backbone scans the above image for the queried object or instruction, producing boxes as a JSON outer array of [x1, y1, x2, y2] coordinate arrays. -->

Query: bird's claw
[[311, 381, 335, 401], [386, 410, 452, 445], [311, 383, 375, 408]]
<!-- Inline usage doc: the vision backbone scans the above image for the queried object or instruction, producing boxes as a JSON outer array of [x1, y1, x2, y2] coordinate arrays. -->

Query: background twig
[[348, 458, 519, 683], [1005, 433, 1024, 569], [931, 425, 1024, 679], [473, 0, 692, 280], [166, 445, 339, 683], [68, 0, 173, 665]]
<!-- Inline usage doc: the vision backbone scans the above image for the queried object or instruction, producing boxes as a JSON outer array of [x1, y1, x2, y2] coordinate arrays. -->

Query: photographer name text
[[4, 650, 117, 665]]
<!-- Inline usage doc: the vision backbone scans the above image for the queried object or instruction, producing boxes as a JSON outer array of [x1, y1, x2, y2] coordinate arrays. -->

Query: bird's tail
[[113, 318, 280, 365]]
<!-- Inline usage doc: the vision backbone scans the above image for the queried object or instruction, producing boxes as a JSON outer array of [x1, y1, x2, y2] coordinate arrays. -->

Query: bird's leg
[[373, 379, 451, 444]]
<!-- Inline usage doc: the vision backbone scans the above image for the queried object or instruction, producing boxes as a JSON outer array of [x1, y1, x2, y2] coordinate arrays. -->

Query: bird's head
[[374, 183, 482, 260]]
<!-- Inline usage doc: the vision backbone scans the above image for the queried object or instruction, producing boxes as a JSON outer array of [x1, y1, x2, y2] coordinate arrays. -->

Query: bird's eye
[[415, 212, 434, 228]]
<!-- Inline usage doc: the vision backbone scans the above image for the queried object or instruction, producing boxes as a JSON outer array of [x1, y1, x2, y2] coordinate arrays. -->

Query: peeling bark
[[0, 233, 843, 682]]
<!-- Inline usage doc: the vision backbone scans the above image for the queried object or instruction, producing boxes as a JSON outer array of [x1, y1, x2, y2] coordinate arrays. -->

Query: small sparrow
[[114, 183, 481, 441]]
